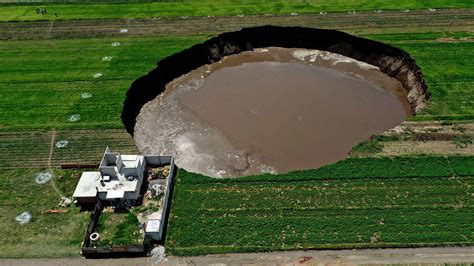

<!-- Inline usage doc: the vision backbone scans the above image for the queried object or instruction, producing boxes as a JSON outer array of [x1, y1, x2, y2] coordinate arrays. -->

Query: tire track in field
[[47, 129, 64, 197]]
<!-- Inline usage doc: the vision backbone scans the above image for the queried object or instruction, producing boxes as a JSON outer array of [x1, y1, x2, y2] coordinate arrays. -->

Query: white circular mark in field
[[92, 73, 102, 78], [101, 56, 112, 62], [402, 9, 410, 13], [347, 11, 356, 14], [111, 42, 121, 47], [120, 28, 128, 33], [290, 12, 298, 16], [236, 14, 245, 18], [319, 11, 327, 15], [15, 212, 32, 225], [35, 172, 52, 184], [68, 114, 81, 122], [55, 140, 69, 148], [374, 9, 382, 13], [428, 8, 436, 12], [180, 16, 188, 19], [81, 92, 92, 99]]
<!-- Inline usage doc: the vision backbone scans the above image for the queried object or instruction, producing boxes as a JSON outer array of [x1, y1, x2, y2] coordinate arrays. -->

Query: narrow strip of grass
[[178, 155, 474, 184], [1, 1, 473, 22]]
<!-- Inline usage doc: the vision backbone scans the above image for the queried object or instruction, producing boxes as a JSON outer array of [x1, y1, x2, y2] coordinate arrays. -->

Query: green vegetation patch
[[180, 155, 473, 184], [0, 169, 90, 258], [1, 0, 473, 22], [350, 139, 384, 156], [0, 35, 206, 130], [366, 33, 474, 121], [96, 211, 141, 247], [167, 156, 474, 255], [1, 32, 473, 131]]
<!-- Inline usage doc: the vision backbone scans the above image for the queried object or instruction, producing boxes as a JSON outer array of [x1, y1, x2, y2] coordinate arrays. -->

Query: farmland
[[2, 11, 474, 131], [168, 161, 474, 255], [0, 0, 473, 259]]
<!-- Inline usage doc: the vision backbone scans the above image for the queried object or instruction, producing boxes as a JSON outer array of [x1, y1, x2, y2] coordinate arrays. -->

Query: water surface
[[135, 48, 409, 177]]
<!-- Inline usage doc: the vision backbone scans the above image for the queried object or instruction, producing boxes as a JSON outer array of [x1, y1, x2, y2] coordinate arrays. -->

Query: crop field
[[168, 159, 474, 255], [0, 0, 473, 258]]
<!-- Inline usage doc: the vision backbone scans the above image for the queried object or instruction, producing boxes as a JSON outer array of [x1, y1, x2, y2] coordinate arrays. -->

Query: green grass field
[[0, 36, 206, 130], [0, 0, 473, 258], [95, 212, 142, 247], [0, 169, 90, 258], [1, 33, 473, 131], [1, 0, 473, 22]]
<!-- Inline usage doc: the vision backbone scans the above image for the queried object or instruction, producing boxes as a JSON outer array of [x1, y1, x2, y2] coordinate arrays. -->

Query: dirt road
[[2, 247, 474, 265], [2, 8, 474, 40]]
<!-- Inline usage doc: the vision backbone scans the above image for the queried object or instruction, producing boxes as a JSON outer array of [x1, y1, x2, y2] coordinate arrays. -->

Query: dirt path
[[1, 8, 474, 40], [2, 247, 474, 265], [47, 129, 56, 169], [47, 129, 65, 197]]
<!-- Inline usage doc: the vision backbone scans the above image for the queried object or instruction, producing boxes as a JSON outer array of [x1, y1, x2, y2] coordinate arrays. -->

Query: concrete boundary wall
[[145, 155, 172, 166], [80, 157, 177, 258], [156, 157, 176, 242]]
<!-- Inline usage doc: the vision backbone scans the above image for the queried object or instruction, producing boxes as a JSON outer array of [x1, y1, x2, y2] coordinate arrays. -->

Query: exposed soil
[[381, 140, 474, 156], [2, 8, 474, 40], [2, 247, 474, 265], [135, 47, 410, 177]]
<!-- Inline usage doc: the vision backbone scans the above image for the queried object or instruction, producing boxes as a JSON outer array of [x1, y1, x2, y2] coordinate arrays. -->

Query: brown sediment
[[124, 26, 431, 177], [135, 48, 410, 177], [122, 26, 430, 136]]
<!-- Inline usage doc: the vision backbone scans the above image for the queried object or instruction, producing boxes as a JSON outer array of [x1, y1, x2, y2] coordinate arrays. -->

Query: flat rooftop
[[72, 172, 100, 198]]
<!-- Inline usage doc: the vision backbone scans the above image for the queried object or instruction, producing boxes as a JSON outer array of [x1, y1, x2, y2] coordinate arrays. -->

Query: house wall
[[100, 166, 118, 178], [145, 155, 172, 166], [122, 167, 139, 177]]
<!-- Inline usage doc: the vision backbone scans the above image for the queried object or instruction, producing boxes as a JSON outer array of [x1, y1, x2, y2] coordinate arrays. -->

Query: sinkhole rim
[[134, 48, 413, 177], [122, 25, 430, 136]]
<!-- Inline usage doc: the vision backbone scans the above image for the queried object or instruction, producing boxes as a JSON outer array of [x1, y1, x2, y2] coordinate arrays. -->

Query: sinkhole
[[122, 26, 430, 178]]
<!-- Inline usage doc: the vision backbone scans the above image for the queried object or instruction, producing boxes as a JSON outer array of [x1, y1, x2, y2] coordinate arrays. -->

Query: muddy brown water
[[135, 47, 410, 177]]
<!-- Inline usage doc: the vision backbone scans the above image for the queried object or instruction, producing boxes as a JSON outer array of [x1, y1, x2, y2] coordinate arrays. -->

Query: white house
[[73, 147, 146, 204]]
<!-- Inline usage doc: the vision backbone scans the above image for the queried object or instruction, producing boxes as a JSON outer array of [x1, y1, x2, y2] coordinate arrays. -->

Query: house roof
[[72, 172, 100, 198]]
